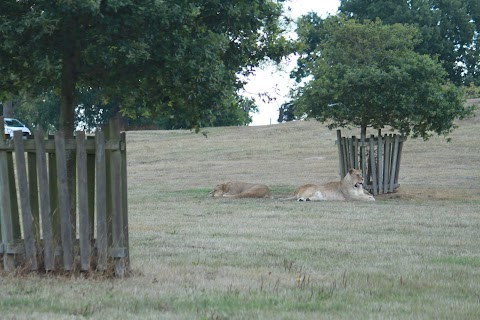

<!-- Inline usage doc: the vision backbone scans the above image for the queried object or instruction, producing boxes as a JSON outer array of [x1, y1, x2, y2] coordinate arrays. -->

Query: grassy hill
[[128, 102, 479, 200], [1, 103, 479, 319]]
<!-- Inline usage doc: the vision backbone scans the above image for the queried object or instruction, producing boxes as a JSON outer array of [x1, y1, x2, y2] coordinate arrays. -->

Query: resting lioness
[[210, 181, 273, 199], [293, 168, 375, 202]]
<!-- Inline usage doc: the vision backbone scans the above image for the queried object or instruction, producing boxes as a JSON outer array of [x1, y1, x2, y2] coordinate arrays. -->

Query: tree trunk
[[60, 52, 76, 137], [360, 124, 367, 140], [2, 100, 13, 118], [59, 47, 77, 239]]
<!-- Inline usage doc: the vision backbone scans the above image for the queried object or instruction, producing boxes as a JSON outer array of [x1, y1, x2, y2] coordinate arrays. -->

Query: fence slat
[[76, 131, 90, 271], [395, 138, 404, 186], [35, 129, 55, 271], [336, 130, 344, 178], [48, 152, 61, 256], [13, 131, 38, 270], [120, 132, 130, 268], [7, 152, 21, 239], [95, 130, 108, 271], [109, 118, 125, 277], [377, 131, 383, 194], [348, 137, 354, 170], [0, 116, 16, 271], [369, 135, 378, 195], [87, 152, 96, 243], [389, 135, 400, 193], [341, 137, 348, 174], [55, 132, 73, 271], [27, 151, 40, 242], [360, 134, 367, 182], [383, 135, 391, 194], [353, 136, 359, 170]]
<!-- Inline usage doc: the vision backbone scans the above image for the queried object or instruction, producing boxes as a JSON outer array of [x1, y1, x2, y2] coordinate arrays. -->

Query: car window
[[4, 119, 24, 127]]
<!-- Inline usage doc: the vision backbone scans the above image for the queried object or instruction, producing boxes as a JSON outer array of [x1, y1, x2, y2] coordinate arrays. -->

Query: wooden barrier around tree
[[0, 117, 129, 277], [336, 129, 407, 195]]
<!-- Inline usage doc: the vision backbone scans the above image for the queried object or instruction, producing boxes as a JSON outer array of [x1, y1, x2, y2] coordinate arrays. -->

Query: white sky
[[246, 0, 340, 126]]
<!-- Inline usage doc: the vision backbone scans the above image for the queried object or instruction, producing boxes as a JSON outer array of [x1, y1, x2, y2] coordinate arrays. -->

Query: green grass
[[1, 109, 480, 319]]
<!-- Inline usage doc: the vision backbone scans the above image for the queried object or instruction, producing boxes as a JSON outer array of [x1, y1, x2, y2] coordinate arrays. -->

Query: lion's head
[[209, 184, 227, 197], [346, 168, 364, 188]]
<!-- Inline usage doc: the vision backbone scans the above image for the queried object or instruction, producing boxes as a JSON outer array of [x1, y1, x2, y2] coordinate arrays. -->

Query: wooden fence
[[0, 117, 129, 277], [336, 130, 407, 195]]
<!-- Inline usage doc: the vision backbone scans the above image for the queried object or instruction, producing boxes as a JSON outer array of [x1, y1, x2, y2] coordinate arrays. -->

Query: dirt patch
[[467, 98, 480, 105], [375, 186, 477, 202]]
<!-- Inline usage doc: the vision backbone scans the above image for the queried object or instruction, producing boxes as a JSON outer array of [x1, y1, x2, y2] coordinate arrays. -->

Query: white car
[[4, 118, 31, 138]]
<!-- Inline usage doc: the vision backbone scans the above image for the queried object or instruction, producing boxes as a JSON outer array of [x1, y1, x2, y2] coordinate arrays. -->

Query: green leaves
[[291, 16, 474, 140], [0, 0, 289, 130], [339, 0, 480, 85]]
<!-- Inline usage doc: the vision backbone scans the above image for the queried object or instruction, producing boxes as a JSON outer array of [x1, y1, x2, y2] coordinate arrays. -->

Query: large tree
[[339, 0, 480, 85], [290, 16, 474, 140], [0, 0, 288, 134]]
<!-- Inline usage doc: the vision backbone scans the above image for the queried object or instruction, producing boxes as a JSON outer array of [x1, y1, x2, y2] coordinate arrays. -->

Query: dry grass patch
[[1, 115, 479, 319]]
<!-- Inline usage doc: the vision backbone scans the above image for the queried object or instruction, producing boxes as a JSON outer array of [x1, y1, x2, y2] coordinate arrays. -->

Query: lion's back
[[225, 181, 272, 198], [294, 184, 320, 198]]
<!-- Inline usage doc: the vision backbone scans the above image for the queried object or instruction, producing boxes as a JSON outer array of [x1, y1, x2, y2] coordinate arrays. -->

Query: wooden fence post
[[369, 135, 378, 195], [0, 116, 16, 271], [377, 130, 383, 194], [76, 131, 90, 271], [95, 130, 108, 272], [360, 134, 367, 182], [383, 135, 391, 194], [7, 150, 21, 240], [13, 131, 38, 270], [55, 132, 73, 271], [48, 149, 61, 257], [395, 138, 405, 186], [34, 129, 55, 271], [389, 135, 400, 193], [108, 117, 126, 277], [27, 144, 40, 243], [336, 130, 345, 178], [120, 131, 130, 269], [353, 136, 359, 170], [348, 137, 354, 170], [87, 139, 96, 246]]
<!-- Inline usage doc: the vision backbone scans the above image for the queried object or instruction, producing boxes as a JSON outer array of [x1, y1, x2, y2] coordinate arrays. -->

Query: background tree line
[[0, 0, 290, 133], [1, 0, 477, 137], [279, 0, 477, 140], [339, 0, 480, 86]]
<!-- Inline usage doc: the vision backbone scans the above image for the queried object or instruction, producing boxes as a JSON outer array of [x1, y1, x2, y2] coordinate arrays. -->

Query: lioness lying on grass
[[210, 181, 273, 199], [293, 168, 375, 202]]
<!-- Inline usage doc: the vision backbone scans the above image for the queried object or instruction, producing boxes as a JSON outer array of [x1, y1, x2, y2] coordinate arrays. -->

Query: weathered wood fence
[[0, 117, 129, 277], [336, 130, 407, 195]]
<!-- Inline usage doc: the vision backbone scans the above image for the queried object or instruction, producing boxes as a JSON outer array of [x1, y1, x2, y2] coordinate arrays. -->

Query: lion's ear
[[348, 168, 355, 174]]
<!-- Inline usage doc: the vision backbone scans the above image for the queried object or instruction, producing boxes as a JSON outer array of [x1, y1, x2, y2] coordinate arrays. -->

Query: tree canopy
[[289, 16, 475, 140], [339, 0, 480, 85], [0, 0, 289, 133]]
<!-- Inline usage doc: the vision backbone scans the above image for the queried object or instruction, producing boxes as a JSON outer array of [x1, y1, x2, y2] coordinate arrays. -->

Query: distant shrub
[[465, 84, 480, 99]]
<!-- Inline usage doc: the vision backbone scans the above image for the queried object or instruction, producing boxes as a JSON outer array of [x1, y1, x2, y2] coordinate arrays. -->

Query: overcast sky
[[246, 0, 340, 126]]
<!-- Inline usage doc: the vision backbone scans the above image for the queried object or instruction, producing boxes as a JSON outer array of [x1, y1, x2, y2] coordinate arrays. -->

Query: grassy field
[[1, 103, 479, 319]]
